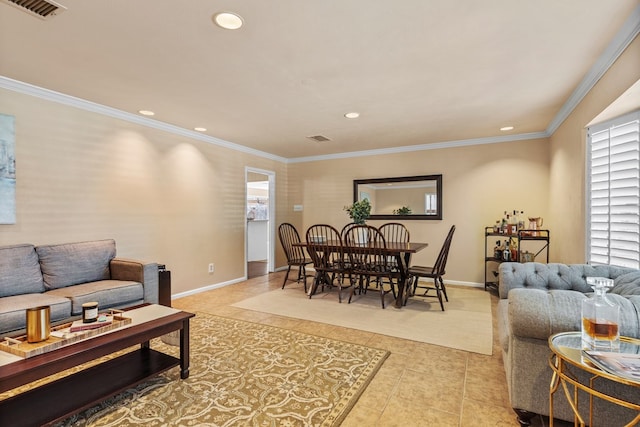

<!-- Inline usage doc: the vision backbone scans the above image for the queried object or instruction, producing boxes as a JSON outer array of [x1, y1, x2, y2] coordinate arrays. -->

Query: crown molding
[[546, 4, 640, 135], [0, 76, 288, 163], [285, 131, 549, 164]]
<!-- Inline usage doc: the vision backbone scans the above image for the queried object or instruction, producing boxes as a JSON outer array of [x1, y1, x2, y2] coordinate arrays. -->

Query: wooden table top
[[294, 240, 428, 253]]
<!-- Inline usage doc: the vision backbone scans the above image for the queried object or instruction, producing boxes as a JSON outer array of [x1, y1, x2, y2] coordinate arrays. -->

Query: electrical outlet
[[208, 263, 215, 273]]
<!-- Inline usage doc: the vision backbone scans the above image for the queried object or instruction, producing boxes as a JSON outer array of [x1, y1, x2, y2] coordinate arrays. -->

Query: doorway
[[245, 168, 275, 278]]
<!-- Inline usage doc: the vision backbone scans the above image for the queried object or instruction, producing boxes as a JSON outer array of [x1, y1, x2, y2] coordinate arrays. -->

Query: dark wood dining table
[[293, 240, 428, 308]]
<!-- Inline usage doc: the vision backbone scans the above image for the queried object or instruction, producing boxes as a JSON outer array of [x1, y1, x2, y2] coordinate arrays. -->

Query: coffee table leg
[[180, 319, 190, 379]]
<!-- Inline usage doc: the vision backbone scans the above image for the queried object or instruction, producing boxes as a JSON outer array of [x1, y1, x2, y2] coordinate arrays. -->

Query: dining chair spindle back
[[306, 224, 352, 301], [278, 223, 312, 292], [344, 225, 400, 309], [406, 225, 456, 310]]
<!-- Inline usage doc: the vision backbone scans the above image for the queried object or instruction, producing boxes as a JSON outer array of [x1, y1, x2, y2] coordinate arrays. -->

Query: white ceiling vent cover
[[307, 135, 332, 142], [2, 0, 66, 19]]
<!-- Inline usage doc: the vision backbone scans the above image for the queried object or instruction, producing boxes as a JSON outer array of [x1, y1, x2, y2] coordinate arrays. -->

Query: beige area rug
[[233, 284, 493, 355], [2, 313, 388, 427]]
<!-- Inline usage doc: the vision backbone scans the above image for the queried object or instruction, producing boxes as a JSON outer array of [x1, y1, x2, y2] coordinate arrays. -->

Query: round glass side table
[[548, 332, 640, 426]]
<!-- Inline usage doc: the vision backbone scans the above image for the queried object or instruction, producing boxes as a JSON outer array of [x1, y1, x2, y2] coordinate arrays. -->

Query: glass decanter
[[581, 277, 620, 352]]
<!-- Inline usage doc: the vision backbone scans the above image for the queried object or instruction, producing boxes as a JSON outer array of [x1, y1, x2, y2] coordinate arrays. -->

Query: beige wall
[[549, 36, 640, 263], [288, 139, 550, 284], [0, 89, 288, 295]]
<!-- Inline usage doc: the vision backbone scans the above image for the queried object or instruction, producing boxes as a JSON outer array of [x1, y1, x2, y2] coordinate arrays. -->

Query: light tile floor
[[171, 271, 573, 426]]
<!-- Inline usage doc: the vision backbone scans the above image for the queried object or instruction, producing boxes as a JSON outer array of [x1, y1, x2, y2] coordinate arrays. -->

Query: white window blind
[[587, 110, 640, 268]]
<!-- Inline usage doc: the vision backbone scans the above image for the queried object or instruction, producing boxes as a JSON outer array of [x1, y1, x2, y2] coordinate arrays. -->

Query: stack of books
[[69, 315, 113, 332]]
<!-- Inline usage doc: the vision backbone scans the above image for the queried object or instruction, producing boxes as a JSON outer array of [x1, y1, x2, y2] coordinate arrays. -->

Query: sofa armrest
[[508, 288, 640, 340], [508, 288, 585, 340], [110, 258, 159, 304]]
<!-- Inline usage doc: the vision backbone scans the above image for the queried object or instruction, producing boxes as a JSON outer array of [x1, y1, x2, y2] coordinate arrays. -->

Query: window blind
[[587, 110, 640, 269]]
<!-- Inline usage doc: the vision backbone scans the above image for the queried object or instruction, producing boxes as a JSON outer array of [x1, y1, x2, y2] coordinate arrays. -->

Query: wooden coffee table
[[0, 304, 195, 427]]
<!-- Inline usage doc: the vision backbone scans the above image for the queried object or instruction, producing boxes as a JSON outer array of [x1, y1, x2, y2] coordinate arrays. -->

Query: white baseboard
[[170, 274, 485, 301], [171, 277, 246, 300]]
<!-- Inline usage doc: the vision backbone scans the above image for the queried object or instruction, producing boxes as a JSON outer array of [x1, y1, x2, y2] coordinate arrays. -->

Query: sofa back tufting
[[498, 262, 637, 299]]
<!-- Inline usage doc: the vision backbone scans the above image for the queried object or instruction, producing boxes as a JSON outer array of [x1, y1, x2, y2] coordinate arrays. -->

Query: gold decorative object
[[26, 305, 50, 343]]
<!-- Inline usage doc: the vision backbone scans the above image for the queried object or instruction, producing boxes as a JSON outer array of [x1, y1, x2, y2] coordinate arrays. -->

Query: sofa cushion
[[0, 293, 71, 335], [611, 271, 640, 296], [37, 240, 116, 290], [0, 244, 45, 297], [46, 280, 143, 315]]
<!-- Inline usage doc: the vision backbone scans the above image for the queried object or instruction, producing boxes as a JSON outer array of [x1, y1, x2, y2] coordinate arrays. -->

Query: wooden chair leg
[[301, 265, 308, 293], [282, 265, 292, 289], [435, 278, 444, 311], [309, 272, 322, 298], [439, 276, 448, 302]]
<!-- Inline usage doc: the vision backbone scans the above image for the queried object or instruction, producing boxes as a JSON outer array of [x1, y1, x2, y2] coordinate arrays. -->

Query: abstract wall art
[[0, 114, 16, 224]]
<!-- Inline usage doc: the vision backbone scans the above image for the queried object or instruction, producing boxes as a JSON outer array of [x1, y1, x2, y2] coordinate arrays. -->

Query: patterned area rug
[[2, 313, 389, 426]]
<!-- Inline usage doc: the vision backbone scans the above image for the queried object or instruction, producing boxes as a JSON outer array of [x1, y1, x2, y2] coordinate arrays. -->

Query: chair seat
[[408, 265, 435, 275], [279, 223, 312, 293], [405, 225, 455, 311]]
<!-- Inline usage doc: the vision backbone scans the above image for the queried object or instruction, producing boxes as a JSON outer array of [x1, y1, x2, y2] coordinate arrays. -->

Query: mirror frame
[[353, 174, 443, 220]]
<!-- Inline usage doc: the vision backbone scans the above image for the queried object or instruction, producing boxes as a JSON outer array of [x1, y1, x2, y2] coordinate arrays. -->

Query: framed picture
[[0, 114, 16, 224]]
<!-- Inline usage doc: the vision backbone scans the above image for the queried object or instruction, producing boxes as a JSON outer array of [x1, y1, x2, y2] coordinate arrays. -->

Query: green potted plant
[[393, 206, 412, 215], [344, 198, 371, 224]]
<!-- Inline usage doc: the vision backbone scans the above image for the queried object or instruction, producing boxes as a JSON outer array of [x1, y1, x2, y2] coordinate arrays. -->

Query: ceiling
[[0, 1, 638, 161]]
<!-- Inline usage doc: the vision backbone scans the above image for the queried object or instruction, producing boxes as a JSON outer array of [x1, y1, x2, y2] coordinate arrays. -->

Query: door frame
[[245, 167, 276, 277]]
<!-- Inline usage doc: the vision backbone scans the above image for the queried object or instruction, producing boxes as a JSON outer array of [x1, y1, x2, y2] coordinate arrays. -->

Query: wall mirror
[[353, 174, 442, 220]]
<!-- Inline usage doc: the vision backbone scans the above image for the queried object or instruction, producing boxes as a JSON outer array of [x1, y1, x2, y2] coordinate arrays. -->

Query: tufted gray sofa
[[0, 239, 158, 336], [498, 262, 640, 426]]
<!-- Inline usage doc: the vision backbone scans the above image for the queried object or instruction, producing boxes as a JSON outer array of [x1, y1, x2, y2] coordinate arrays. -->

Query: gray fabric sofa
[[498, 262, 640, 426], [0, 239, 158, 336]]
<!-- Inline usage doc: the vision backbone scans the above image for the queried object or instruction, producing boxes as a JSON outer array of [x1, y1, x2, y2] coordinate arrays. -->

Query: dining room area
[[276, 174, 452, 308], [234, 217, 492, 357]]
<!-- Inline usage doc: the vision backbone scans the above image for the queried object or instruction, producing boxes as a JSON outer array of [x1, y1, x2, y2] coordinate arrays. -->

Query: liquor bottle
[[494, 240, 502, 259], [510, 210, 518, 234], [502, 241, 511, 261], [582, 277, 620, 351], [518, 210, 525, 231], [501, 213, 507, 234], [510, 241, 518, 262]]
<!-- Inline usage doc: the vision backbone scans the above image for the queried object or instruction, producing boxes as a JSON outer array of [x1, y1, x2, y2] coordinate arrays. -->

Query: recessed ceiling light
[[344, 112, 360, 119], [194, 127, 207, 132], [213, 12, 243, 30], [500, 126, 514, 131], [138, 110, 155, 116]]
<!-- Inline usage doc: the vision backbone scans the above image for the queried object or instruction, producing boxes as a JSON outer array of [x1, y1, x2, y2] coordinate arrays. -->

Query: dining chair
[[406, 225, 456, 310], [379, 222, 410, 272], [344, 225, 399, 309], [379, 222, 410, 244], [340, 222, 358, 239], [305, 224, 352, 302], [278, 223, 312, 292]]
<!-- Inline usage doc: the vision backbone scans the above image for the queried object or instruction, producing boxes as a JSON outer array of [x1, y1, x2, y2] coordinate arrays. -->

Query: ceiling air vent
[[2, 0, 66, 19], [306, 135, 332, 142]]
